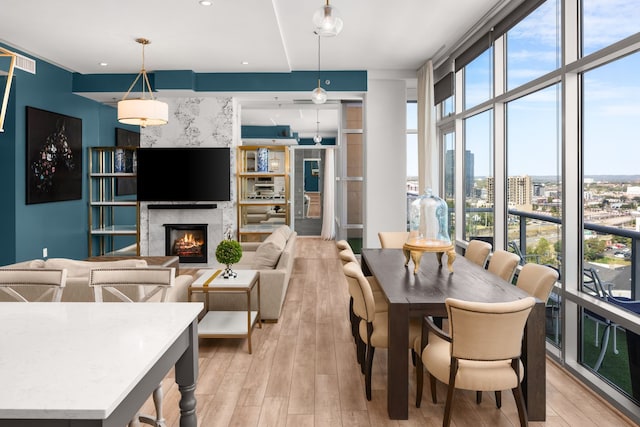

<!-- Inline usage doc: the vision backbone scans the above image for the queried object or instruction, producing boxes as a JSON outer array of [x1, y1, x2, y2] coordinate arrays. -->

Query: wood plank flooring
[[149, 237, 636, 427]]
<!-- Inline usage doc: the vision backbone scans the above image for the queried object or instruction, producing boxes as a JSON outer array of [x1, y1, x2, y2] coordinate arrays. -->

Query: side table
[[188, 269, 261, 353]]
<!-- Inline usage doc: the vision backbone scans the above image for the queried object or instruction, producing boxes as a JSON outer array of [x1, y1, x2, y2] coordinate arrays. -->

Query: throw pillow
[[251, 232, 286, 269]]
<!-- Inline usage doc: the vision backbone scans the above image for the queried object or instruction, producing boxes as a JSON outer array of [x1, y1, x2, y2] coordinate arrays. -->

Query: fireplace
[[164, 224, 208, 263]]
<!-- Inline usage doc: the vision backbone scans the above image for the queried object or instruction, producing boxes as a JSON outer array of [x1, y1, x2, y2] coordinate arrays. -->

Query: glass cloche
[[407, 189, 451, 247]]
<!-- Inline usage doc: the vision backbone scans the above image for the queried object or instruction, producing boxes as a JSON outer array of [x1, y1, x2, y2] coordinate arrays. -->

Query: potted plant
[[216, 237, 242, 279]]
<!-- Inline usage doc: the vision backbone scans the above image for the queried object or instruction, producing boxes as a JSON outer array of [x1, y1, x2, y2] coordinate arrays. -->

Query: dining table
[[0, 302, 202, 426], [360, 248, 546, 421]]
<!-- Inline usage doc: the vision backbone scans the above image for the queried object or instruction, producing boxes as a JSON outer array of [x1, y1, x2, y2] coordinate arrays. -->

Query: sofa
[[0, 258, 194, 302], [198, 225, 297, 321]]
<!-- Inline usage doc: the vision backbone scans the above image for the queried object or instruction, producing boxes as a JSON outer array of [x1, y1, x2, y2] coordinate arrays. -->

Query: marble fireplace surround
[[139, 202, 229, 269]]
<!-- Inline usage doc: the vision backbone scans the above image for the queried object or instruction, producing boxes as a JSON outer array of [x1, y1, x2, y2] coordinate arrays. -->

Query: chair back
[[487, 250, 520, 282], [336, 240, 352, 251], [89, 267, 175, 303], [343, 261, 376, 322], [446, 297, 535, 361], [378, 231, 409, 249], [464, 240, 492, 268], [339, 248, 358, 266], [0, 268, 67, 302], [516, 263, 558, 302]]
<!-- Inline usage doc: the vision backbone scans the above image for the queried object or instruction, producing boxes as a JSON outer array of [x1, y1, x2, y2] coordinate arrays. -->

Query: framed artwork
[[26, 107, 82, 204], [115, 127, 140, 196]]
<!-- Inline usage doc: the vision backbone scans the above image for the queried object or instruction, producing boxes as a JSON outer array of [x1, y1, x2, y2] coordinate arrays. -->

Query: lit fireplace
[[164, 224, 208, 263]]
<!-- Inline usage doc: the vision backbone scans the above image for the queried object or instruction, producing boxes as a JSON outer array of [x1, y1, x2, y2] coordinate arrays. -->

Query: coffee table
[[188, 269, 261, 353]]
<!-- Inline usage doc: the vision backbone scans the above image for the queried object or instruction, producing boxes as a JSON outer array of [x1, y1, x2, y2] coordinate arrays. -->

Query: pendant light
[[117, 38, 168, 128], [312, 0, 344, 37], [310, 35, 327, 105], [313, 109, 323, 144]]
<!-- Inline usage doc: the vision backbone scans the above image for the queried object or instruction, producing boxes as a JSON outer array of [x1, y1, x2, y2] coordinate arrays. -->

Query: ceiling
[[0, 0, 511, 137]]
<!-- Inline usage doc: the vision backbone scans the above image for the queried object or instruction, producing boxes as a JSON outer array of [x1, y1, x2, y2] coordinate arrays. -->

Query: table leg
[[247, 289, 252, 354], [175, 319, 199, 427], [387, 302, 409, 419], [522, 301, 545, 421]]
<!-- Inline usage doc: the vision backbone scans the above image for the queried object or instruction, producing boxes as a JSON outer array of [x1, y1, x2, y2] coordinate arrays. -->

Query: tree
[[584, 239, 606, 261]]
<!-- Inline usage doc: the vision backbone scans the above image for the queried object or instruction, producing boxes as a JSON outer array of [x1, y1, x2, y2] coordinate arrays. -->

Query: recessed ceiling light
[[241, 61, 249, 65], [199, 0, 213, 6], [99, 62, 108, 67]]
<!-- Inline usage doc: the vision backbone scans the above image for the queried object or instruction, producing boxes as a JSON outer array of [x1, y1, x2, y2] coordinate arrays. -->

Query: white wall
[[364, 79, 407, 248]]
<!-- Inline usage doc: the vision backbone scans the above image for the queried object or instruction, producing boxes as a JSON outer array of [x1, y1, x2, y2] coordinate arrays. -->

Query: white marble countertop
[[0, 302, 202, 420]]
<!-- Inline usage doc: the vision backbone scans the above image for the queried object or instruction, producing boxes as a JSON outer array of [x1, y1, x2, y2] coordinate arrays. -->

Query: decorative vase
[[222, 264, 237, 279], [256, 147, 269, 172]]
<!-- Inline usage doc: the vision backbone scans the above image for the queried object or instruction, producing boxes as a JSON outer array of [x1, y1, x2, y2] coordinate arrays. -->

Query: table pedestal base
[[403, 242, 456, 273]]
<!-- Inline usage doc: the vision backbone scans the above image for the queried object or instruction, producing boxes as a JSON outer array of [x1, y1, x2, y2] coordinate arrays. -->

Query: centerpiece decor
[[404, 188, 456, 273], [215, 233, 242, 279]]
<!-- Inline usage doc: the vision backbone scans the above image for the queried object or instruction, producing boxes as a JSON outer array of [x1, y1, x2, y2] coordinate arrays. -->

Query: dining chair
[[464, 239, 492, 268], [89, 267, 175, 427], [377, 231, 410, 249], [343, 261, 421, 400], [336, 239, 352, 251], [487, 250, 520, 283], [0, 268, 67, 302], [516, 263, 559, 302], [415, 297, 536, 427]]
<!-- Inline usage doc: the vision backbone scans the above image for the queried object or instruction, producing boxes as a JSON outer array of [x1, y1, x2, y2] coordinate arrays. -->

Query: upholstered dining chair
[[415, 297, 536, 427], [516, 263, 559, 302], [464, 239, 492, 268], [0, 268, 67, 302], [336, 239, 352, 251], [378, 231, 410, 249], [487, 250, 521, 283], [343, 261, 421, 400], [89, 267, 175, 427]]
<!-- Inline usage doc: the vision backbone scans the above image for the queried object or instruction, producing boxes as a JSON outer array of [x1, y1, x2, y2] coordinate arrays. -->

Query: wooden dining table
[[360, 248, 546, 421]]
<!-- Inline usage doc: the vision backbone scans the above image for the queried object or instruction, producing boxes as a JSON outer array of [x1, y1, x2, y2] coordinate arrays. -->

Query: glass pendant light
[[313, 109, 323, 144], [312, 0, 344, 37], [310, 35, 327, 105]]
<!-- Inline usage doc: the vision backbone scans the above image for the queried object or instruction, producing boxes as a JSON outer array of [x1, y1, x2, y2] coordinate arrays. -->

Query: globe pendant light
[[312, 0, 344, 37], [117, 38, 168, 128], [310, 35, 327, 105], [313, 109, 323, 144]]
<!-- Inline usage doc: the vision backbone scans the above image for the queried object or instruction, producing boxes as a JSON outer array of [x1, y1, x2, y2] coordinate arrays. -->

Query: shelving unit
[[237, 145, 290, 242], [88, 146, 139, 256]]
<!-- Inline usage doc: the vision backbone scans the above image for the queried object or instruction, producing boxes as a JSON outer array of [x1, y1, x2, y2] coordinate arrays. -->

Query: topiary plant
[[216, 239, 242, 265], [216, 238, 242, 278]]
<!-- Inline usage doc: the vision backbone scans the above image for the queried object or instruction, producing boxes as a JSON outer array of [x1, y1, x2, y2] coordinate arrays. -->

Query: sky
[[407, 0, 640, 178]]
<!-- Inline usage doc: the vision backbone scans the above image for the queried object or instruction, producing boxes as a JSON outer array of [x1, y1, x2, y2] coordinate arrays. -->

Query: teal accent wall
[[298, 137, 336, 146], [0, 44, 125, 265], [241, 125, 293, 139], [73, 70, 367, 93]]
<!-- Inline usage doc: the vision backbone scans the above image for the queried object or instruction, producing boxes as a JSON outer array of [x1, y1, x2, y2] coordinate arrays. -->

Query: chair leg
[[443, 359, 458, 427], [476, 391, 482, 404], [511, 385, 529, 427], [429, 374, 437, 404], [416, 355, 424, 407], [137, 383, 166, 426], [356, 334, 365, 373], [593, 324, 611, 372], [365, 344, 375, 401], [494, 390, 502, 408]]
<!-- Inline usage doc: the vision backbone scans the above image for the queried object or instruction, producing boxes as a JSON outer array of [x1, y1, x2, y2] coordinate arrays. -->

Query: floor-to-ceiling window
[[437, 0, 640, 421]]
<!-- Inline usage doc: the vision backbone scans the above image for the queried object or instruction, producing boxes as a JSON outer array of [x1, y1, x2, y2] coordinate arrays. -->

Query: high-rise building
[[486, 175, 533, 209]]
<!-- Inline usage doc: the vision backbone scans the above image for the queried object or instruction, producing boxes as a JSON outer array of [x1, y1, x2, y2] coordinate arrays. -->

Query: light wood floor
[[150, 237, 636, 427]]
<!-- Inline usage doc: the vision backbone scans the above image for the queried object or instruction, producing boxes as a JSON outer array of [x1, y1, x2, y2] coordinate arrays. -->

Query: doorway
[[294, 149, 324, 236]]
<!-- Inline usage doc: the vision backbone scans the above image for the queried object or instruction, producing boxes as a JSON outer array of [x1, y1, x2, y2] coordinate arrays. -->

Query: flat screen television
[[136, 147, 231, 202]]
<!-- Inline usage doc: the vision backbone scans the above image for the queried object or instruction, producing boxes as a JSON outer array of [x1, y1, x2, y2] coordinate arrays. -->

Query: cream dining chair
[[89, 267, 175, 427], [415, 297, 536, 427], [0, 268, 67, 302], [487, 250, 520, 283], [377, 231, 410, 249], [464, 239, 492, 268], [343, 261, 420, 400]]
